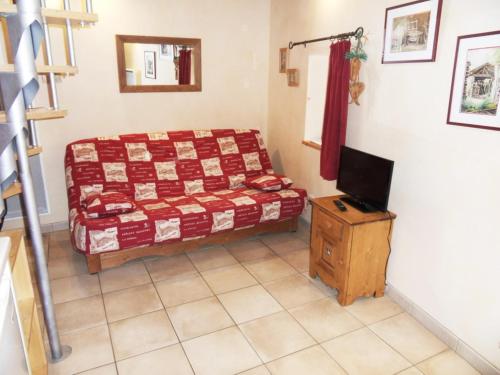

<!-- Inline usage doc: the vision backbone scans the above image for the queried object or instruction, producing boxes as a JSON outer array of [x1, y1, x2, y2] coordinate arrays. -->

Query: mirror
[[116, 35, 202, 93]]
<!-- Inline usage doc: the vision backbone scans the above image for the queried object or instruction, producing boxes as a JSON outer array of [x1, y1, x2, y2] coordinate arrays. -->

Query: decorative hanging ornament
[[346, 36, 368, 105]]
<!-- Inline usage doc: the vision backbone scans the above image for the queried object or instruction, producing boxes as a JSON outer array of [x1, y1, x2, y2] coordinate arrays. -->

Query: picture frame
[[287, 68, 299, 87], [160, 44, 174, 60], [382, 0, 443, 64], [144, 51, 156, 79], [279, 48, 288, 73], [447, 30, 500, 131]]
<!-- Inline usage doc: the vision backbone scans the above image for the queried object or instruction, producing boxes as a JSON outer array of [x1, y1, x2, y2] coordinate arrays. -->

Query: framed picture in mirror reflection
[[144, 51, 156, 79], [160, 44, 174, 60]]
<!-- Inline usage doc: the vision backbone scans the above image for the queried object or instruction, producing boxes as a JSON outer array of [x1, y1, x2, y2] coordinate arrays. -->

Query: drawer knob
[[327, 249, 332, 256]]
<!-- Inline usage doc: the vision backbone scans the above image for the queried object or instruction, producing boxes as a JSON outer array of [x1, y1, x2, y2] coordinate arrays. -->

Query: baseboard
[[2, 219, 69, 234], [39, 221, 68, 233], [49, 221, 69, 232], [386, 283, 500, 375]]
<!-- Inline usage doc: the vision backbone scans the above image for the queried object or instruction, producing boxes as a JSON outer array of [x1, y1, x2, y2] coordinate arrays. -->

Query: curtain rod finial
[[288, 41, 294, 49], [355, 27, 364, 39]]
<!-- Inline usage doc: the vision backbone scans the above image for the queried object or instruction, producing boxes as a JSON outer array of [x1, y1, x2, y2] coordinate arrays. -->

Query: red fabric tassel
[[320, 40, 351, 181]]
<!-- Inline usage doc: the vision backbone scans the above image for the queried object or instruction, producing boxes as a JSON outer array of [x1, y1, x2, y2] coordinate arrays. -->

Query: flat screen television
[[337, 146, 394, 212]]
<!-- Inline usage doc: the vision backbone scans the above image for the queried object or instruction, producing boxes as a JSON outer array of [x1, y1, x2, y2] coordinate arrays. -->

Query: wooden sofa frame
[[86, 217, 298, 273]]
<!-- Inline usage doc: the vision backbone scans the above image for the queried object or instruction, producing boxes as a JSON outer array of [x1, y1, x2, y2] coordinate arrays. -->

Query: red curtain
[[320, 40, 351, 180], [178, 49, 191, 85]]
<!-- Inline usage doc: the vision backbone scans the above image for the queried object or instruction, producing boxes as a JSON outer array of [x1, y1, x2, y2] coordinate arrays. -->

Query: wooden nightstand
[[309, 195, 396, 306]]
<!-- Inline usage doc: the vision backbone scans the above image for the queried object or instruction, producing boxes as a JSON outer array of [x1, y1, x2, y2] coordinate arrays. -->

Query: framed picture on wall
[[279, 48, 288, 73], [287, 68, 299, 87], [144, 51, 156, 79], [447, 30, 500, 131], [382, 0, 443, 63]]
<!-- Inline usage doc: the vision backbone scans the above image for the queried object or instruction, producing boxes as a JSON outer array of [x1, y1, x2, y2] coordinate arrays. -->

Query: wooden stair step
[[2, 182, 22, 199], [0, 108, 67, 123], [0, 64, 78, 75], [0, 4, 98, 25], [27, 147, 43, 157], [14, 147, 43, 160]]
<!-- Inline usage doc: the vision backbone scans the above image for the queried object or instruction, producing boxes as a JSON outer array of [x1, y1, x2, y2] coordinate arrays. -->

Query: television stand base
[[340, 196, 378, 213]]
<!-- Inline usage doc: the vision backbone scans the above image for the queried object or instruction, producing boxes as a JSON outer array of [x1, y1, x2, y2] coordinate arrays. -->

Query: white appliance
[[0, 237, 30, 374]]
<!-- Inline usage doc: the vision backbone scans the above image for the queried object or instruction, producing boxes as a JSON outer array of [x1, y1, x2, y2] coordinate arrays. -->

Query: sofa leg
[[87, 254, 102, 274], [289, 217, 299, 232]]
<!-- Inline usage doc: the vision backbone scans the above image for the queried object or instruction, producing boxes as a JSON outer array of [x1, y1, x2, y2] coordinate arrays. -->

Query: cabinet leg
[[308, 264, 317, 279], [337, 290, 355, 306], [375, 288, 385, 298]]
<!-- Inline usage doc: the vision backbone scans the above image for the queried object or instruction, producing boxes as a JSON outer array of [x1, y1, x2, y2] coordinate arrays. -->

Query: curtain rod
[[289, 26, 364, 49]]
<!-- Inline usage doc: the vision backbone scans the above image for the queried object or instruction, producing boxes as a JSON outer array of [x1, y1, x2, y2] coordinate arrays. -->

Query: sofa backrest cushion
[[65, 129, 273, 211]]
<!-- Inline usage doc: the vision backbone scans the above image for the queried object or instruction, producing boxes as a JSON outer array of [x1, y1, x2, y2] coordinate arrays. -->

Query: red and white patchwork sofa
[[64, 129, 307, 272]]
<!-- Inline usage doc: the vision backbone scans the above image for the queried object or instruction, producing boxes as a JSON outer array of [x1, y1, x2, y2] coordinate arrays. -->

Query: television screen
[[337, 146, 394, 212]]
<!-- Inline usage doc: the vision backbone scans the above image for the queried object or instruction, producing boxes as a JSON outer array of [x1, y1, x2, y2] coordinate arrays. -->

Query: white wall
[[3, 0, 270, 228], [267, 0, 500, 369]]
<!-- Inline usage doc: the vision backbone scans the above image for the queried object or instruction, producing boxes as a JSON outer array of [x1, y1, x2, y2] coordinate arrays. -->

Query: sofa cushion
[[84, 192, 136, 218], [244, 174, 293, 191], [70, 187, 307, 254], [65, 130, 274, 213]]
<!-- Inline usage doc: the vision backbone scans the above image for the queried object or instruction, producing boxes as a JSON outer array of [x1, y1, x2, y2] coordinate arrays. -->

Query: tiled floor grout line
[[303, 271, 403, 327], [44, 229, 460, 375], [248, 246, 414, 375], [312, 322, 412, 375], [314, 345, 351, 375], [233, 364, 268, 375], [301, 295, 431, 373], [193, 257, 267, 372], [280, 250, 311, 273], [99, 307, 165, 326], [47, 231, 116, 375], [177, 239, 333, 372], [412, 347, 455, 368], [102, 278, 154, 296], [99, 342, 184, 371], [95, 263, 119, 372], [241, 262, 293, 283], [365, 311, 452, 368], [237, 263, 353, 374], [174, 237, 354, 372], [356, 308, 405, 327], [143, 259, 198, 375]]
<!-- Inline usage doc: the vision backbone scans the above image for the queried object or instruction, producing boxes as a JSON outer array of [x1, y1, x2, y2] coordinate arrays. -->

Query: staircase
[[0, 0, 98, 368], [0, 0, 98, 200]]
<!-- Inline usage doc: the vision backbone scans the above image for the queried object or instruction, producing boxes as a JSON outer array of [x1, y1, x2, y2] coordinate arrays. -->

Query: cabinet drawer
[[320, 236, 344, 268], [317, 208, 344, 241]]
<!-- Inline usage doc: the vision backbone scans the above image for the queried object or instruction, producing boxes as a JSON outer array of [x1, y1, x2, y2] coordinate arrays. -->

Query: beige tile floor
[[32, 223, 481, 375]]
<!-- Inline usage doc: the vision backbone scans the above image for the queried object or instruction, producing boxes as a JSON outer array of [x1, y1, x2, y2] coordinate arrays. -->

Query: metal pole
[[11, 37, 65, 367], [16, 131, 64, 358], [39, 0, 59, 109], [27, 119, 39, 146], [86, 0, 93, 14], [63, 0, 76, 66], [3, 95, 65, 362], [5, 0, 70, 362]]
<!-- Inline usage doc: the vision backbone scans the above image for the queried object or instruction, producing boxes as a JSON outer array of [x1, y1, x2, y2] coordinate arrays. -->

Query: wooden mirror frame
[[115, 34, 202, 93]]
